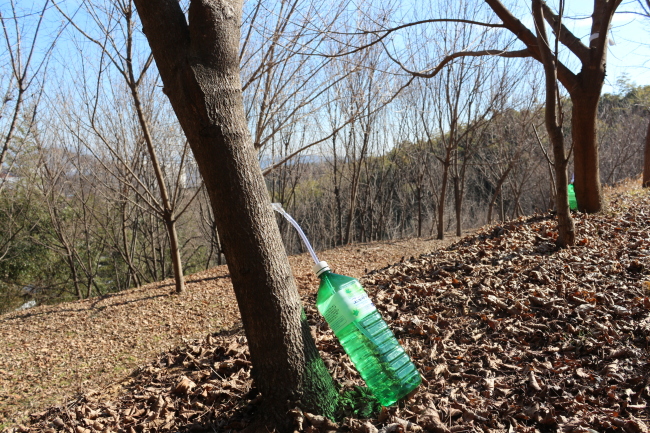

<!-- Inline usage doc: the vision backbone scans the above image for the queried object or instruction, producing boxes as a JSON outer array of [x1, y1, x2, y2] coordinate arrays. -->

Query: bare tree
[[480, 103, 541, 224], [598, 81, 648, 185], [133, 1, 338, 429], [316, 29, 403, 245], [341, 59, 378, 245], [32, 128, 109, 300], [346, 0, 622, 212], [0, 1, 54, 191], [240, 0, 376, 184], [55, 0, 203, 293], [418, 58, 504, 238], [532, 0, 574, 246], [0, 1, 60, 305], [242, 0, 336, 153], [470, 0, 620, 213], [392, 85, 440, 238]]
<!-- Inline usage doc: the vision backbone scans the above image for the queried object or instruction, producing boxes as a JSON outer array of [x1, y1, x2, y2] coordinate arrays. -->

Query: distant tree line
[[0, 0, 648, 313], [270, 82, 649, 257]]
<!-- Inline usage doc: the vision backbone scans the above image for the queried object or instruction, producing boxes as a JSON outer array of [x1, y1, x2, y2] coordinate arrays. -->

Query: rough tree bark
[[568, 79, 603, 213], [132, 0, 338, 430]]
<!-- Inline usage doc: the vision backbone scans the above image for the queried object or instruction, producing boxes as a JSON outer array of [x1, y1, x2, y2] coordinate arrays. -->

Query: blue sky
[[3, 0, 647, 99], [586, 3, 649, 92], [521, 0, 650, 93]]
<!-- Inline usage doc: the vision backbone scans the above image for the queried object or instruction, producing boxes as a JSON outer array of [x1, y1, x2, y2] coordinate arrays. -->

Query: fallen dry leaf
[[6, 182, 650, 433]]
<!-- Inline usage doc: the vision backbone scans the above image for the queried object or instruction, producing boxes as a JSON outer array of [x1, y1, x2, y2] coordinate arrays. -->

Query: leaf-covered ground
[[6, 182, 650, 433], [0, 233, 463, 429]]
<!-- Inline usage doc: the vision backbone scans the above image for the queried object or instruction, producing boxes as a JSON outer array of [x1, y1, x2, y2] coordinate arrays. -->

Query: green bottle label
[[322, 281, 375, 334]]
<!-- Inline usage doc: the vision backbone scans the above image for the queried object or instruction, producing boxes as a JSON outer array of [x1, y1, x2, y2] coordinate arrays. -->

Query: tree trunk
[[67, 252, 83, 300], [335, 185, 343, 245], [332, 134, 344, 246], [453, 176, 461, 237], [547, 108, 575, 246], [345, 166, 360, 245], [487, 174, 507, 224], [570, 88, 604, 212], [121, 200, 142, 288], [345, 125, 370, 245], [533, 0, 575, 247], [643, 116, 650, 188], [416, 185, 422, 237], [436, 158, 450, 240], [164, 213, 185, 293], [552, 145, 575, 247], [133, 0, 338, 429]]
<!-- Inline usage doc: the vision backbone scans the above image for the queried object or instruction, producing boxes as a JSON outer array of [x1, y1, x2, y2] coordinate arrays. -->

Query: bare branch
[[324, 18, 505, 58], [540, 1, 589, 62], [173, 180, 205, 223], [0, 0, 54, 169], [135, 53, 155, 87], [262, 75, 416, 175], [532, 123, 554, 168], [484, 0, 579, 92], [387, 47, 531, 79], [171, 140, 190, 208], [51, 0, 130, 82]]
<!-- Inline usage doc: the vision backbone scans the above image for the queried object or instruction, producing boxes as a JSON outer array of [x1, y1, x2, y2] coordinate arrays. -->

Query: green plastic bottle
[[314, 261, 421, 406], [568, 184, 578, 211]]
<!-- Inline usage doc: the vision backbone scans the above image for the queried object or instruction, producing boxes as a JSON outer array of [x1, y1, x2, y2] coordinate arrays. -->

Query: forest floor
[[0, 220, 465, 428], [3, 179, 650, 433]]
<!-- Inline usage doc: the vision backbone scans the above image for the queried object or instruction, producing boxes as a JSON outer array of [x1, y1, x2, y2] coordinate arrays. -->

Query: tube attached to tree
[[272, 203, 320, 264], [273, 204, 421, 406]]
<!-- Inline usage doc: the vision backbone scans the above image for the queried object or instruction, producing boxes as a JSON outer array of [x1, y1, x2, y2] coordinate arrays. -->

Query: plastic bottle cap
[[313, 261, 330, 277]]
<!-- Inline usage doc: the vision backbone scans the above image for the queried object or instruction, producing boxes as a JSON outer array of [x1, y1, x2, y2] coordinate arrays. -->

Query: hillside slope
[[5, 181, 650, 433], [0, 233, 464, 427]]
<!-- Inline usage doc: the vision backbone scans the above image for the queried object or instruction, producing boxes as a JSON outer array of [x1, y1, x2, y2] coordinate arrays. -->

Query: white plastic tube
[[272, 203, 320, 265]]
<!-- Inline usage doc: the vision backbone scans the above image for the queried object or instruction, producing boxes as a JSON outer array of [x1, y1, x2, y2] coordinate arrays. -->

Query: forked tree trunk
[[127, 66, 185, 293], [487, 156, 517, 224], [643, 116, 650, 188], [121, 200, 142, 288], [133, 0, 338, 429], [484, 0, 622, 214]]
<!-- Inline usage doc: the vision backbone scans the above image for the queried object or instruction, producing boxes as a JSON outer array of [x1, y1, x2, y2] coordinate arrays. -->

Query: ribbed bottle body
[[316, 272, 421, 406]]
